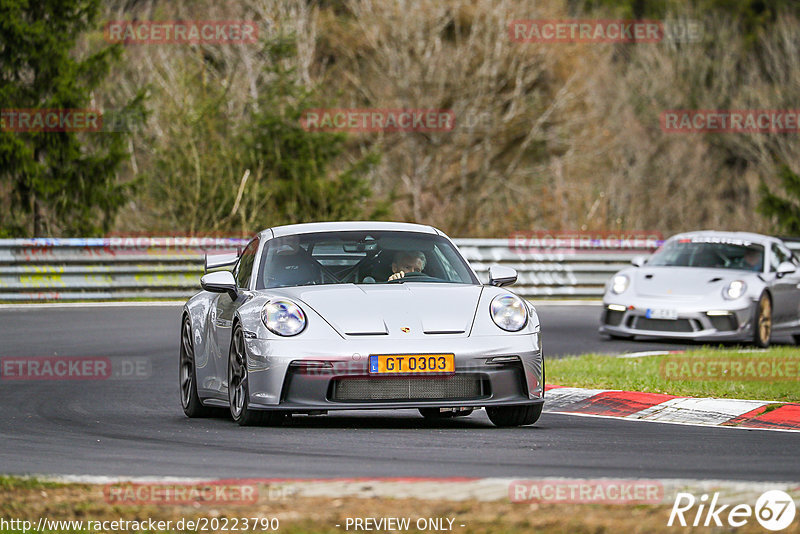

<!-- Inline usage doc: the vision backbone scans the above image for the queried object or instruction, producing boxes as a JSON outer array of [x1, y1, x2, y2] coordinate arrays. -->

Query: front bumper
[[242, 333, 543, 411], [599, 298, 756, 341]]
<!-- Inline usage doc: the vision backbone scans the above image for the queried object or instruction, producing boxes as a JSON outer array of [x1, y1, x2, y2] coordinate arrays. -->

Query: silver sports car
[[180, 221, 544, 426], [600, 231, 800, 347]]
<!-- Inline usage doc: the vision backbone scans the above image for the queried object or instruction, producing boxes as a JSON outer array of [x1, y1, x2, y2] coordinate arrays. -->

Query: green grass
[[547, 346, 800, 402], [0, 476, 64, 490]]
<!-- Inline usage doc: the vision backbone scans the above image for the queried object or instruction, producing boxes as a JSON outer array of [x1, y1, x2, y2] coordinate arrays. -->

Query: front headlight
[[261, 299, 307, 336], [490, 294, 528, 332], [610, 274, 630, 294], [723, 280, 747, 300]]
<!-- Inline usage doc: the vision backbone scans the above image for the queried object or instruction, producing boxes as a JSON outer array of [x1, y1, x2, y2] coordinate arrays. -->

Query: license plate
[[646, 308, 678, 320], [368, 354, 455, 374]]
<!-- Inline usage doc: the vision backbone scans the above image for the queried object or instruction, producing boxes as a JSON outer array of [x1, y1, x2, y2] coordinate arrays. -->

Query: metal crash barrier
[[1, 235, 794, 302]]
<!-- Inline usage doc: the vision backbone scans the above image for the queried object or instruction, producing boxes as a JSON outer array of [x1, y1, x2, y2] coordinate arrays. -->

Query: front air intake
[[329, 375, 488, 402]]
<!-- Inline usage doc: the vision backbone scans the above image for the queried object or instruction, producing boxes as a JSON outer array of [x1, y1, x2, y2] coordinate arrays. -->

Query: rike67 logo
[[668, 490, 796, 531]]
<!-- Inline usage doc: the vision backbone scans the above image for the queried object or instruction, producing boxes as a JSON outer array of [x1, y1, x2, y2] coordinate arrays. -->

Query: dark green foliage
[[145, 35, 383, 235], [0, 0, 140, 237], [759, 166, 800, 234], [240, 39, 383, 227]]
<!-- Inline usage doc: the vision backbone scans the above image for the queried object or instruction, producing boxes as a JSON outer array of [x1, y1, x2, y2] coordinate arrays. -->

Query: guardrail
[[1, 237, 797, 302]]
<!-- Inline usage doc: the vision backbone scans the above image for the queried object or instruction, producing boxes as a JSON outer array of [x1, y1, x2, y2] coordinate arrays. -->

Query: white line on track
[[0, 301, 186, 310], [27, 475, 800, 504]]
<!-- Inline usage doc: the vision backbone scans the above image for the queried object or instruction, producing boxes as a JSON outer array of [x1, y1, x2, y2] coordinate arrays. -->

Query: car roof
[[260, 221, 441, 239], [668, 230, 776, 246]]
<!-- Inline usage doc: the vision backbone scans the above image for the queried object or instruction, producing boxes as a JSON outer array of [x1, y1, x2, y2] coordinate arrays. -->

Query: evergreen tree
[[759, 166, 800, 234], [0, 0, 139, 236]]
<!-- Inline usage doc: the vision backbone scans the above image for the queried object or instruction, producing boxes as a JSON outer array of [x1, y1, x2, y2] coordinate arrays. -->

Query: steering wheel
[[387, 271, 431, 283]]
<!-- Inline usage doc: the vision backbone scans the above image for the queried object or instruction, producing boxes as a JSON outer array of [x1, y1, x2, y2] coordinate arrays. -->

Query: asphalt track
[[0, 303, 797, 481]]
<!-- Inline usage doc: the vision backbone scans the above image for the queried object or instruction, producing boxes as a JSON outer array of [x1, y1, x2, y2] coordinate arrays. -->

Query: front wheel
[[180, 317, 213, 418], [486, 403, 543, 427], [228, 324, 284, 426], [753, 293, 772, 348]]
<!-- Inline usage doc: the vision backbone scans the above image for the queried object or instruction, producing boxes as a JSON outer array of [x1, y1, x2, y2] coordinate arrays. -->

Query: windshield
[[256, 231, 478, 289], [647, 237, 764, 272]]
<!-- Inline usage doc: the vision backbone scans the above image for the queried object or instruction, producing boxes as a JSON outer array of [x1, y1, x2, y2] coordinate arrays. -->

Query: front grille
[[709, 315, 738, 332], [604, 309, 624, 326], [634, 317, 695, 332], [330, 374, 487, 402]]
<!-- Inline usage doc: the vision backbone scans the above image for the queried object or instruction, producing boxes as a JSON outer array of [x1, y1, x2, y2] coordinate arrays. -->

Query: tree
[[143, 36, 383, 235], [0, 0, 140, 237], [240, 38, 383, 228], [759, 166, 800, 235]]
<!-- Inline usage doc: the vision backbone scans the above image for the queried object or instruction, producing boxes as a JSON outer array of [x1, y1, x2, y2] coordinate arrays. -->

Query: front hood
[[270, 283, 483, 338], [631, 266, 752, 299]]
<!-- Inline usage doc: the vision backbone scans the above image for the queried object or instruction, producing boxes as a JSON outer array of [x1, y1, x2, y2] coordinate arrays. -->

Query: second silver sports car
[[600, 231, 800, 347], [180, 221, 544, 426]]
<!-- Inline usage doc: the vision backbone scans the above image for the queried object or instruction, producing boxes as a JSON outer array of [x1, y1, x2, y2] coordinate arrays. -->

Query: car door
[[214, 238, 259, 387], [767, 242, 800, 328], [778, 243, 800, 328]]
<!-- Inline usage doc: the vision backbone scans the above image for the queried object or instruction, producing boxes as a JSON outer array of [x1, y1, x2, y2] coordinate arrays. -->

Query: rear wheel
[[753, 293, 772, 348], [793, 334, 800, 345], [419, 408, 474, 419], [180, 317, 213, 418], [228, 324, 285, 426], [486, 403, 543, 427]]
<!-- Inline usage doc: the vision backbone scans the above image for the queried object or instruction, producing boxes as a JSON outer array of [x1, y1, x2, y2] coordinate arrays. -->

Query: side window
[[778, 244, 798, 266], [770, 243, 789, 272], [235, 240, 259, 289], [433, 244, 459, 281]]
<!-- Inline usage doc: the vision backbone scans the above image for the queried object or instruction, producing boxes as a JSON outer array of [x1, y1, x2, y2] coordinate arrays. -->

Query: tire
[[486, 403, 543, 427], [753, 293, 773, 348], [793, 334, 800, 345], [419, 408, 474, 419], [228, 324, 285, 426], [180, 316, 214, 417]]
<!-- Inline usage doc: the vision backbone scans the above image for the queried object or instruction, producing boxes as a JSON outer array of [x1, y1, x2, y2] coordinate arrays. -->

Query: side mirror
[[488, 265, 518, 287], [201, 271, 238, 300], [631, 255, 649, 267], [777, 261, 796, 276]]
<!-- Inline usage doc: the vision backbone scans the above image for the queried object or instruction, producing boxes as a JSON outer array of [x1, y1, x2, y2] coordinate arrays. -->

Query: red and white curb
[[544, 386, 800, 432]]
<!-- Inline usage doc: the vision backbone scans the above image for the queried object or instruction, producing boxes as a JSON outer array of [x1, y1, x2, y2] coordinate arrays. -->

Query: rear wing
[[204, 252, 239, 273]]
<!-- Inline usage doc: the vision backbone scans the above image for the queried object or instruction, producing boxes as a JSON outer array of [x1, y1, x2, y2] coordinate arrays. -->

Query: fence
[[0, 236, 795, 302]]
